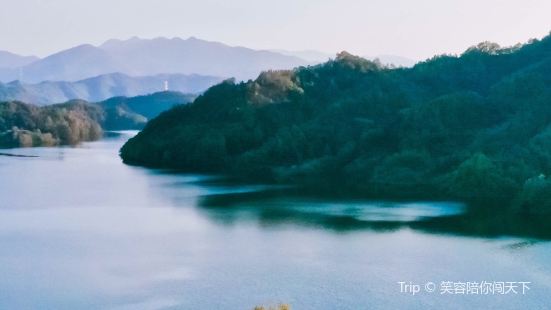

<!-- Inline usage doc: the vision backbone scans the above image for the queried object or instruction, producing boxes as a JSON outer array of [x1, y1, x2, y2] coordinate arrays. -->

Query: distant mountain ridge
[[0, 50, 38, 69], [268, 49, 333, 63], [0, 37, 308, 83], [0, 72, 222, 105]]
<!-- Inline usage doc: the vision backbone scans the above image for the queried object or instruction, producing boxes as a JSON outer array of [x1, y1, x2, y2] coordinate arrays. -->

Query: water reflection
[[151, 176, 549, 239]]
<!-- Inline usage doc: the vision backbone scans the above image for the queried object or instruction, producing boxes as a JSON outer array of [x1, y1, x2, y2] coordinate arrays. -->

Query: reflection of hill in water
[[155, 176, 551, 239]]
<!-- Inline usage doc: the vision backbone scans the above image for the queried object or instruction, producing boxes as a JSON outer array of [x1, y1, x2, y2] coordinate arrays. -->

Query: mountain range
[[0, 50, 38, 69], [0, 72, 222, 105], [0, 37, 308, 83]]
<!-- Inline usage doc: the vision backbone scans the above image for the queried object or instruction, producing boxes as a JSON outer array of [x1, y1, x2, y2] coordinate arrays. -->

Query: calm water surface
[[0, 132, 550, 309]]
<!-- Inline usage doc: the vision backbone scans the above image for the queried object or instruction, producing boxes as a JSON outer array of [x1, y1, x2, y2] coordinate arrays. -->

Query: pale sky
[[1, 0, 550, 60]]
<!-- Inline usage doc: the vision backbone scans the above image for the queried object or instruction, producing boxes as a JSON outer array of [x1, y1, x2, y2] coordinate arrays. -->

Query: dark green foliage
[[120, 34, 551, 213], [512, 175, 551, 215], [99, 91, 195, 130]]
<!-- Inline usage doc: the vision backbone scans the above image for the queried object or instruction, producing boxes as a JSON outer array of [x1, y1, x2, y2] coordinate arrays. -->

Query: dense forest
[[121, 33, 551, 214], [0, 91, 193, 147]]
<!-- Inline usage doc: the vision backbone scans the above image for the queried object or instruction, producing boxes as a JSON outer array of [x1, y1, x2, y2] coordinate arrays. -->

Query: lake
[[0, 132, 550, 309]]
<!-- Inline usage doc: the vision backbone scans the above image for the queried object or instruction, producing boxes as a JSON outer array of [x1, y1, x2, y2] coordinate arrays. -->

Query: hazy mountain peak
[[0, 50, 39, 68], [6, 80, 23, 86], [99, 38, 122, 48], [268, 49, 333, 63], [43, 44, 109, 62], [68, 44, 98, 52]]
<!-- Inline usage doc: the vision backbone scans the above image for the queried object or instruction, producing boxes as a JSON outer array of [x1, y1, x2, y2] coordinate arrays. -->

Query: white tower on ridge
[[164, 80, 169, 91]]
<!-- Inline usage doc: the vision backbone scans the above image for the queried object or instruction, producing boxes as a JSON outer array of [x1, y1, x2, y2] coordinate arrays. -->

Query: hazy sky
[[1, 0, 550, 60]]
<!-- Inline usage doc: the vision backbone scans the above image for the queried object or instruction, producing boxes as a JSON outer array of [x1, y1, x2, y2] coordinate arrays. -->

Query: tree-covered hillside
[[0, 100, 103, 147], [0, 91, 194, 147], [98, 91, 195, 130], [120, 34, 551, 214]]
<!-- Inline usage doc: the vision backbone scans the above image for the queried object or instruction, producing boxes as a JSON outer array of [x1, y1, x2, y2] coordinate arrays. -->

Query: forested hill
[[0, 91, 193, 147], [98, 91, 195, 130], [120, 33, 551, 214], [0, 101, 103, 147]]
